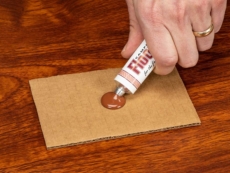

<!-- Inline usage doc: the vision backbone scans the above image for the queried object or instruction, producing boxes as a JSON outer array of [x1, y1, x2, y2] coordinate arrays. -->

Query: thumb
[[121, 0, 144, 59]]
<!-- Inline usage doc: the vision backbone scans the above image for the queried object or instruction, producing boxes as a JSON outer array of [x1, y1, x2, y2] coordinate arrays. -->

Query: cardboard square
[[29, 68, 200, 149]]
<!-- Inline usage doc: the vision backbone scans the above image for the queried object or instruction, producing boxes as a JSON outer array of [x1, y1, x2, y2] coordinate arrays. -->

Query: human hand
[[121, 0, 227, 75]]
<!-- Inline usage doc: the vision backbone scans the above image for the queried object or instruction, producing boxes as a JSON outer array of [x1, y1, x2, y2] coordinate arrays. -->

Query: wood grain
[[0, 0, 230, 172]]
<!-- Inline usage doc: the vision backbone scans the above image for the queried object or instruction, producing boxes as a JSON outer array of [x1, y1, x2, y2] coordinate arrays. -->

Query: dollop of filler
[[101, 40, 155, 110], [101, 91, 126, 110]]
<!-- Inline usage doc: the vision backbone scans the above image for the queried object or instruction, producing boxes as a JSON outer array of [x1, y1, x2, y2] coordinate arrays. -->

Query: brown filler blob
[[101, 92, 126, 110]]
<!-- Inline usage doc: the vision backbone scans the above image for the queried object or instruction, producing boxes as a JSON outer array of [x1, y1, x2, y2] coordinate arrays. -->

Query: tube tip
[[115, 86, 126, 96]]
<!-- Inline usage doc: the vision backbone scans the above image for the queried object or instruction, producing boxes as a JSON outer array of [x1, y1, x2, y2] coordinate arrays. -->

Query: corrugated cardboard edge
[[47, 122, 200, 149]]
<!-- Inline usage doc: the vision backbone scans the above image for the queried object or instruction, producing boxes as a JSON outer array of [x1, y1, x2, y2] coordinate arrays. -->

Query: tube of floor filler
[[114, 40, 155, 96]]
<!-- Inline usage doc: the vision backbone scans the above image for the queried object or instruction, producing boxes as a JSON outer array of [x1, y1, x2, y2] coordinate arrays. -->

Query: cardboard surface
[[29, 68, 200, 149]]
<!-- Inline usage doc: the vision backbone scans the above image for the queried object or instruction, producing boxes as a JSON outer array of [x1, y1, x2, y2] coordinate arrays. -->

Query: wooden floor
[[1, 0, 230, 172]]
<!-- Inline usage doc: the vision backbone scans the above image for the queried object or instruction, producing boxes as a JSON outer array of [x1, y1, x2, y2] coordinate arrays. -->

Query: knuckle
[[160, 56, 177, 67], [180, 60, 198, 68], [198, 44, 212, 52], [214, 27, 221, 33], [179, 51, 199, 68], [197, 40, 214, 51]]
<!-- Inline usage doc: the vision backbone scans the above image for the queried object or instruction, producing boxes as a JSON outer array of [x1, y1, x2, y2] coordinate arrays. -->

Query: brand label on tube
[[115, 40, 155, 94]]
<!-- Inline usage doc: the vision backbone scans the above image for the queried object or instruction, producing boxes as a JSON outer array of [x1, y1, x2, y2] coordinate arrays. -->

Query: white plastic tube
[[114, 40, 155, 95]]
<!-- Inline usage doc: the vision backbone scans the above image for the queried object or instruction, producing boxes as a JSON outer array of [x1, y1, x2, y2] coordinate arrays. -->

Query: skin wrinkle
[[171, 0, 187, 25], [129, 19, 137, 31], [144, 6, 163, 26], [192, 2, 211, 26]]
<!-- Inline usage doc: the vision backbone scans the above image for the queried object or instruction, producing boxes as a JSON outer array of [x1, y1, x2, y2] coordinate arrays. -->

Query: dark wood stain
[[0, 0, 230, 172]]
